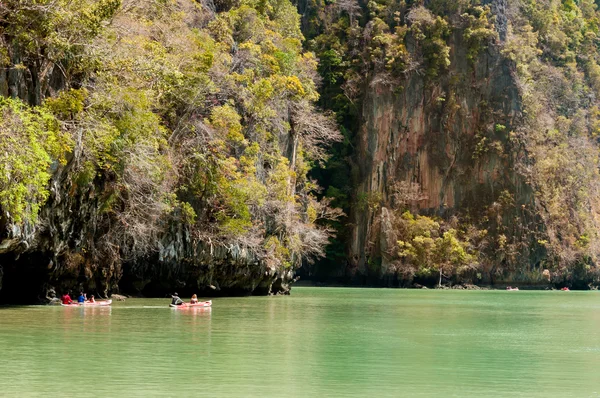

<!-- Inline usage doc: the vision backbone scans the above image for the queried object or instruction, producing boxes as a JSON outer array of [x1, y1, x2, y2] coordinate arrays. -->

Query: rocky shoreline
[[295, 278, 600, 291]]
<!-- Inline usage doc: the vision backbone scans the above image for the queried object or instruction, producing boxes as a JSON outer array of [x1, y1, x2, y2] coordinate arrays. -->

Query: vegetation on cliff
[[0, 0, 340, 297]]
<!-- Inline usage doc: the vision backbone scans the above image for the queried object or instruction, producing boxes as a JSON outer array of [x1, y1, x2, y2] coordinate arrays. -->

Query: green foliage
[[0, 0, 121, 102], [408, 6, 451, 80], [265, 235, 292, 268], [210, 105, 245, 144], [357, 191, 382, 211], [44, 89, 88, 120], [0, 98, 72, 223], [461, 6, 497, 62], [268, 157, 294, 202], [397, 211, 478, 285], [74, 161, 97, 187]]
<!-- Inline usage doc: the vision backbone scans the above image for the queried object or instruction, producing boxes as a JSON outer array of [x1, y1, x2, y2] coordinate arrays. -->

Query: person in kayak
[[61, 292, 74, 305], [77, 292, 86, 303], [171, 293, 184, 306], [88, 295, 96, 303], [190, 294, 199, 304]]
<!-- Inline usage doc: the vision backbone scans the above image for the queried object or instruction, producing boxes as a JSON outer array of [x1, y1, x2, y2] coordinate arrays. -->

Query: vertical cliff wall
[[349, 26, 528, 281]]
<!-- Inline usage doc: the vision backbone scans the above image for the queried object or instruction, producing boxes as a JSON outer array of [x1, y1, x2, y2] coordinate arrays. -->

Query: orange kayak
[[61, 300, 112, 307], [169, 300, 212, 308]]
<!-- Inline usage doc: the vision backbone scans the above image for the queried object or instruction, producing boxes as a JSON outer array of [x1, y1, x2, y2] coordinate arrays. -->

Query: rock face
[[0, 167, 293, 304], [0, 223, 293, 304], [346, 22, 536, 285], [122, 235, 294, 297], [0, 214, 293, 304]]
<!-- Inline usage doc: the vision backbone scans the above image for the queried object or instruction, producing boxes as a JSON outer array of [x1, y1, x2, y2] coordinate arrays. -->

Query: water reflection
[[170, 306, 212, 318]]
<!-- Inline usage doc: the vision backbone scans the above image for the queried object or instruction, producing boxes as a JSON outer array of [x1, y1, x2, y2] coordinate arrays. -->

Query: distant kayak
[[561, 287, 570, 291], [169, 300, 212, 309], [61, 300, 112, 307]]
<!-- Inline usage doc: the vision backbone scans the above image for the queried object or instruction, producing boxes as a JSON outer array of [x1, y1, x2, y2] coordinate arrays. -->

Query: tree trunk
[[27, 60, 42, 106], [7, 44, 22, 100], [289, 135, 298, 196]]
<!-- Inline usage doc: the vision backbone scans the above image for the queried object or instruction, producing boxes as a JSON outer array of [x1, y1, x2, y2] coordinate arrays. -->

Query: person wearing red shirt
[[61, 292, 73, 305]]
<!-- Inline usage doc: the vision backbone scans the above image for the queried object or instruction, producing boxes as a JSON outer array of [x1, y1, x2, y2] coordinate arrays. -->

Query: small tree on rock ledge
[[397, 211, 478, 287]]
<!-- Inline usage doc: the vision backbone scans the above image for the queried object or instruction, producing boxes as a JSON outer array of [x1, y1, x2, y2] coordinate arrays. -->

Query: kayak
[[61, 300, 112, 307], [169, 300, 212, 309]]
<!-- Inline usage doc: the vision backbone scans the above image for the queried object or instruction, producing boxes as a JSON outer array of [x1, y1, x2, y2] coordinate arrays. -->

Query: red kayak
[[61, 300, 112, 307], [169, 300, 212, 309]]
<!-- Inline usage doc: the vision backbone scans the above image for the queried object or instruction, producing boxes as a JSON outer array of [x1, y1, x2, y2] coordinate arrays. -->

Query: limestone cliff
[[350, 25, 528, 282], [308, 0, 600, 288], [0, 0, 336, 303]]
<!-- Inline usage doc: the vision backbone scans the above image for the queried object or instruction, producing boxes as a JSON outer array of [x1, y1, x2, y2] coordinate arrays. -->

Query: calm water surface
[[1, 288, 600, 397]]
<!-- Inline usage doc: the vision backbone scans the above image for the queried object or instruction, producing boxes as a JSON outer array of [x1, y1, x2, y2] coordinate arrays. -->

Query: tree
[[397, 212, 478, 287]]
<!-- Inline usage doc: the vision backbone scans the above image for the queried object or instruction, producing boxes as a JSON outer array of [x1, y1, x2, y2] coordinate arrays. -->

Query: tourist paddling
[[61, 292, 74, 305], [171, 293, 185, 306], [77, 292, 86, 303]]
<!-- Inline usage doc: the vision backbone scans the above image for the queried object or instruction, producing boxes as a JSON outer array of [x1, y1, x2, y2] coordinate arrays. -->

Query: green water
[[1, 288, 600, 397]]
